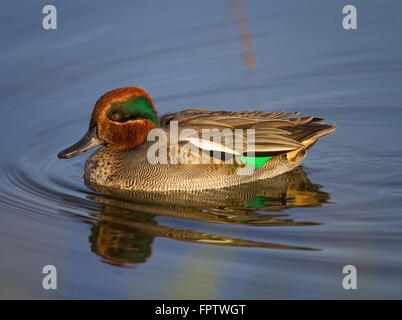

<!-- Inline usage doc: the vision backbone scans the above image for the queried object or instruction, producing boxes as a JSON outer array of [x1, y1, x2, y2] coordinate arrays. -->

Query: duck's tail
[[286, 123, 337, 162]]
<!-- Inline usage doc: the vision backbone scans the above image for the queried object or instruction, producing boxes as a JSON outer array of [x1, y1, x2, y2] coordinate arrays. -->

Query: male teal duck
[[58, 86, 336, 191]]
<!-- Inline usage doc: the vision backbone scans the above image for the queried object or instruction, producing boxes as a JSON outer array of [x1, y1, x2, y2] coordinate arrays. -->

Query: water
[[1, 0, 402, 299]]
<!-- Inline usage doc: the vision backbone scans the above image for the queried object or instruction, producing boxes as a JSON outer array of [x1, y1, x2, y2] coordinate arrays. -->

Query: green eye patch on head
[[107, 97, 159, 124]]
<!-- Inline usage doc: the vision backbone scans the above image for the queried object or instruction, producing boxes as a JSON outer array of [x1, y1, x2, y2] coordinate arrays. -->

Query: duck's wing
[[160, 109, 336, 157]]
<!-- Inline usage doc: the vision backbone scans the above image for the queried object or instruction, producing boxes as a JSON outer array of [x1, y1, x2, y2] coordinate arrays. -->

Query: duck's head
[[58, 86, 159, 159]]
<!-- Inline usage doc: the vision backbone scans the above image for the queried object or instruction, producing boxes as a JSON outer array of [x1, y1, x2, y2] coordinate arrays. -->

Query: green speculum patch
[[238, 156, 273, 169], [107, 97, 159, 124]]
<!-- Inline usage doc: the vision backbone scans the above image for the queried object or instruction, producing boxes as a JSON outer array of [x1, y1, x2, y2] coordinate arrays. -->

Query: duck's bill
[[58, 127, 105, 159]]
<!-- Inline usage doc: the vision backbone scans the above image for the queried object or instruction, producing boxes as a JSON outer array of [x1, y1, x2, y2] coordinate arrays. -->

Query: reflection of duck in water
[[58, 87, 336, 191], [89, 213, 154, 267], [84, 168, 330, 267]]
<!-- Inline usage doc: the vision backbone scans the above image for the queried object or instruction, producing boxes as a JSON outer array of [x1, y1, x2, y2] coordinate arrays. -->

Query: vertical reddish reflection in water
[[229, 0, 256, 70]]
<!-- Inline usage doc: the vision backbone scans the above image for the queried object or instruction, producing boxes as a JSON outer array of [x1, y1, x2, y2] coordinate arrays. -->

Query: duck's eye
[[107, 109, 144, 122], [110, 112, 123, 121]]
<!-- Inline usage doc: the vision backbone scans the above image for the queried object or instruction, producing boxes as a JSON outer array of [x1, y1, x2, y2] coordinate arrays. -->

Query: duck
[[58, 86, 336, 192]]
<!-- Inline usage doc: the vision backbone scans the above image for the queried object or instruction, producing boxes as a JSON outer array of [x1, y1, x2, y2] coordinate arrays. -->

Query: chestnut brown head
[[58, 86, 159, 159]]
